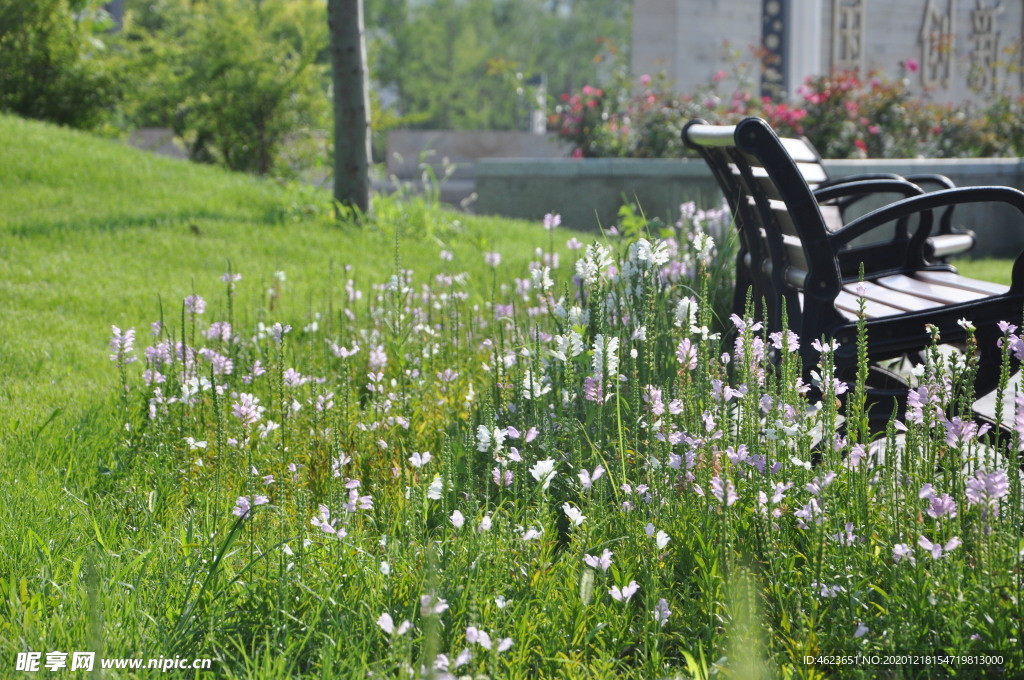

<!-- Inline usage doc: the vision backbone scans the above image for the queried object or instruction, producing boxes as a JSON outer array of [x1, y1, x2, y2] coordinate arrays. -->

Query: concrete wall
[[633, 0, 1024, 105], [384, 129, 568, 206], [475, 156, 1024, 258]]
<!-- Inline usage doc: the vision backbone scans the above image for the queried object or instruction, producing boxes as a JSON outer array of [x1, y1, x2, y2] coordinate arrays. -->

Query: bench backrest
[[683, 118, 841, 334]]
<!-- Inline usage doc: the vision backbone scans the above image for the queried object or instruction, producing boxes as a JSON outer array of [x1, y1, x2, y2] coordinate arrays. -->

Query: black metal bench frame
[[682, 117, 1024, 441]]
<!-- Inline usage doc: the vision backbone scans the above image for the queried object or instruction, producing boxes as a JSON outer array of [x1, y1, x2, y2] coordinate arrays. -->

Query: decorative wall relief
[[920, 0, 956, 89], [832, 0, 866, 72], [967, 0, 1002, 93]]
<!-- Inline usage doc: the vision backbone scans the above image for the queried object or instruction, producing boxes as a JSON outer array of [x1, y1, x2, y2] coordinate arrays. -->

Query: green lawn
[[0, 116, 583, 673], [0, 114, 568, 437], [3, 115, 1021, 679]]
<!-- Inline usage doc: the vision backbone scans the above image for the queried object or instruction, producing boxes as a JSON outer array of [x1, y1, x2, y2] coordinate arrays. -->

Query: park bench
[[682, 116, 1024, 438], [790, 135, 976, 262], [712, 132, 975, 321]]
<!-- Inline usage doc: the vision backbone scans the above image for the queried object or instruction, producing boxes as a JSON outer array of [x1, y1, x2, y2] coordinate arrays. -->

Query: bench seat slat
[[914, 270, 1009, 296], [841, 281, 942, 312], [780, 137, 820, 163], [834, 291, 907, 319], [873, 274, 990, 305]]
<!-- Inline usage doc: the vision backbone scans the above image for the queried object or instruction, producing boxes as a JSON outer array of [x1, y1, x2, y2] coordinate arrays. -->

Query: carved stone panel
[[833, 0, 866, 72]]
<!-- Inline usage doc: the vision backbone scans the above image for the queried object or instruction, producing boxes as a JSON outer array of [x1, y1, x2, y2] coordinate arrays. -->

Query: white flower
[[609, 581, 639, 602], [427, 476, 444, 500], [521, 526, 544, 541], [631, 238, 670, 267], [380, 561, 391, 575], [530, 459, 557, 490], [655, 530, 671, 550], [476, 425, 492, 452], [694, 233, 715, 262], [561, 503, 586, 527], [674, 297, 698, 328], [522, 369, 552, 400], [592, 334, 620, 379], [531, 265, 554, 292], [409, 451, 432, 468], [377, 613, 411, 636], [450, 510, 465, 529], [575, 242, 613, 286], [478, 514, 493, 532], [466, 626, 492, 650]]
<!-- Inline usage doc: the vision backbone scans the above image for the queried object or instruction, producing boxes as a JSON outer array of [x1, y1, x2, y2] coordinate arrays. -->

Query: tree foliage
[[367, 0, 631, 131], [0, 0, 119, 129], [117, 0, 329, 175]]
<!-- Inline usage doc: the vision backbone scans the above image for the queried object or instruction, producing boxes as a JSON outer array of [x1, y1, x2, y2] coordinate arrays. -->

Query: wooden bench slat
[[841, 281, 942, 312], [796, 162, 828, 184], [874, 274, 989, 305], [780, 137, 820, 163], [915, 270, 1010, 296], [834, 290, 907, 319]]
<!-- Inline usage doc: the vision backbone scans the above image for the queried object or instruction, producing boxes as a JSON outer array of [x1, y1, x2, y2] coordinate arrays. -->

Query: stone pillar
[[761, 0, 788, 98], [786, 0, 824, 96]]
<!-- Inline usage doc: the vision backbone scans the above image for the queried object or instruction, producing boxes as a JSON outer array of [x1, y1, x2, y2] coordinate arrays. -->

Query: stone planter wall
[[475, 157, 1024, 258]]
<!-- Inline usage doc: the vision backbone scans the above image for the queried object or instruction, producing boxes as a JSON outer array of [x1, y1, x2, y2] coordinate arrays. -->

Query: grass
[[0, 115, 588, 675], [2, 114, 1022, 680]]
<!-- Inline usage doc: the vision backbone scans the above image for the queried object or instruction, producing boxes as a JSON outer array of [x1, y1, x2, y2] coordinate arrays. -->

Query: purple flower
[[543, 213, 561, 231], [492, 467, 513, 487], [232, 393, 264, 425], [942, 416, 990, 447], [232, 496, 251, 518], [652, 598, 671, 626], [485, 251, 502, 268], [184, 294, 206, 316], [893, 542, 915, 565], [829, 522, 858, 546], [676, 338, 698, 370], [578, 464, 605, 490], [965, 469, 1009, 516], [926, 494, 958, 519], [710, 476, 737, 506], [918, 535, 961, 559], [812, 582, 846, 598], [368, 345, 387, 371], [232, 495, 268, 519], [199, 348, 233, 375], [204, 321, 233, 343], [109, 326, 137, 364], [583, 549, 613, 572], [420, 592, 449, 617]]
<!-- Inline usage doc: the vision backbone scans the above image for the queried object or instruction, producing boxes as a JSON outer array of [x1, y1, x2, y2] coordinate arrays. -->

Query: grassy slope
[[0, 114, 564, 436], [2, 115, 1019, 673], [0, 115, 583, 664]]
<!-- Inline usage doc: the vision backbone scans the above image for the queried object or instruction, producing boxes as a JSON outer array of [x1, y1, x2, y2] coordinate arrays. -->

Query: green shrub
[[0, 0, 118, 129], [553, 62, 1024, 160], [117, 0, 329, 176]]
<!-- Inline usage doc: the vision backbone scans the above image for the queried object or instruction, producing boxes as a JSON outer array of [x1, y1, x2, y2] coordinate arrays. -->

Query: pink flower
[[905, 58, 920, 73]]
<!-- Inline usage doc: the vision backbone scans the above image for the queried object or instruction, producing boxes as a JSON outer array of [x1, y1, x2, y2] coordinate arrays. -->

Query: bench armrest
[[813, 178, 925, 204], [831, 186, 1024, 248], [902, 173, 957, 191]]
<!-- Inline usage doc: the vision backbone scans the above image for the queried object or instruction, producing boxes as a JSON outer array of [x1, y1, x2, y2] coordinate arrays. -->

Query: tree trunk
[[328, 0, 371, 214]]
